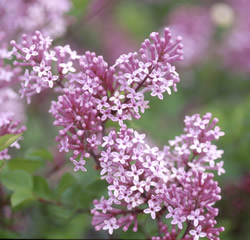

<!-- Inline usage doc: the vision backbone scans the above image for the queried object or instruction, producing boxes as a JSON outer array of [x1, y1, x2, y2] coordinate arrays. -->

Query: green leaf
[[68, 0, 89, 17], [45, 215, 91, 239], [56, 173, 76, 197], [86, 179, 108, 195], [33, 176, 51, 200], [0, 228, 20, 238], [105, 119, 120, 130], [8, 158, 43, 173], [25, 147, 53, 161], [47, 205, 74, 220], [0, 170, 33, 191], [115, 1, 156, 39], [0, 133, 23, 151], [11, 189, 34, 207]]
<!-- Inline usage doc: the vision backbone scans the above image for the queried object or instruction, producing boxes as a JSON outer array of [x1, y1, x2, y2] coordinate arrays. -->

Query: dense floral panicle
[[49, 88, 103, 170], [175, 171, 224, 240], [10, 31, 80, 103], [167, 6, 213, 67], [113, 28, 183, 97], [79, 51, 115, 94], [49, 27, 183, 169], [73, 28, 183, 127], [0, 0, 71, 40], [13, 28, 182, 119], [168, 112, 225, 175], [91, 126, 165, 233], [101, 27, 183, 125], [221, 0, 250, 73], [91, 117, 224, 238]]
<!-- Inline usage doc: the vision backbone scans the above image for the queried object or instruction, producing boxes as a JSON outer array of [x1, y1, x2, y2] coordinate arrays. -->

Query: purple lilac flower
[[91, 113, 224, 238], [169, 112, 225, 175], [6, 11, 225, 239], [47, 28, 183, 170], [167, 6, 214, 67], [10, 31, 80, 103]]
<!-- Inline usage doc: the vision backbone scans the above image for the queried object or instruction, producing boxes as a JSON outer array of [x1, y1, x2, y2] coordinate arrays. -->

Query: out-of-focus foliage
[[0, 0, 249, 239]]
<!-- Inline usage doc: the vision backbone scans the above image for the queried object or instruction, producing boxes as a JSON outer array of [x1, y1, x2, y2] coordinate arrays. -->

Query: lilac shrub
[[92, 113, 225, 239], [7, 26, 225, 239], [11, 28, 183, 169]]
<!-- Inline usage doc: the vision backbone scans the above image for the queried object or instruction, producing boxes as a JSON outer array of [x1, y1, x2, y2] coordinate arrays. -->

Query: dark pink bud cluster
[[91, 113, 224, 239]]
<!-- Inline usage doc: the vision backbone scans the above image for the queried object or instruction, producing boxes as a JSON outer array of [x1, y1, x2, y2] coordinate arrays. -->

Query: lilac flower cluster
[[7, 25, 225, 239], [10, 31, 79, 103], [0, 0, 72, 97], [169, 112, 225, 175], [0, 0, 71, 161], [167, 6, 213, 67], [91, 113, 225, 239], [47, 28, 183, 169]]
